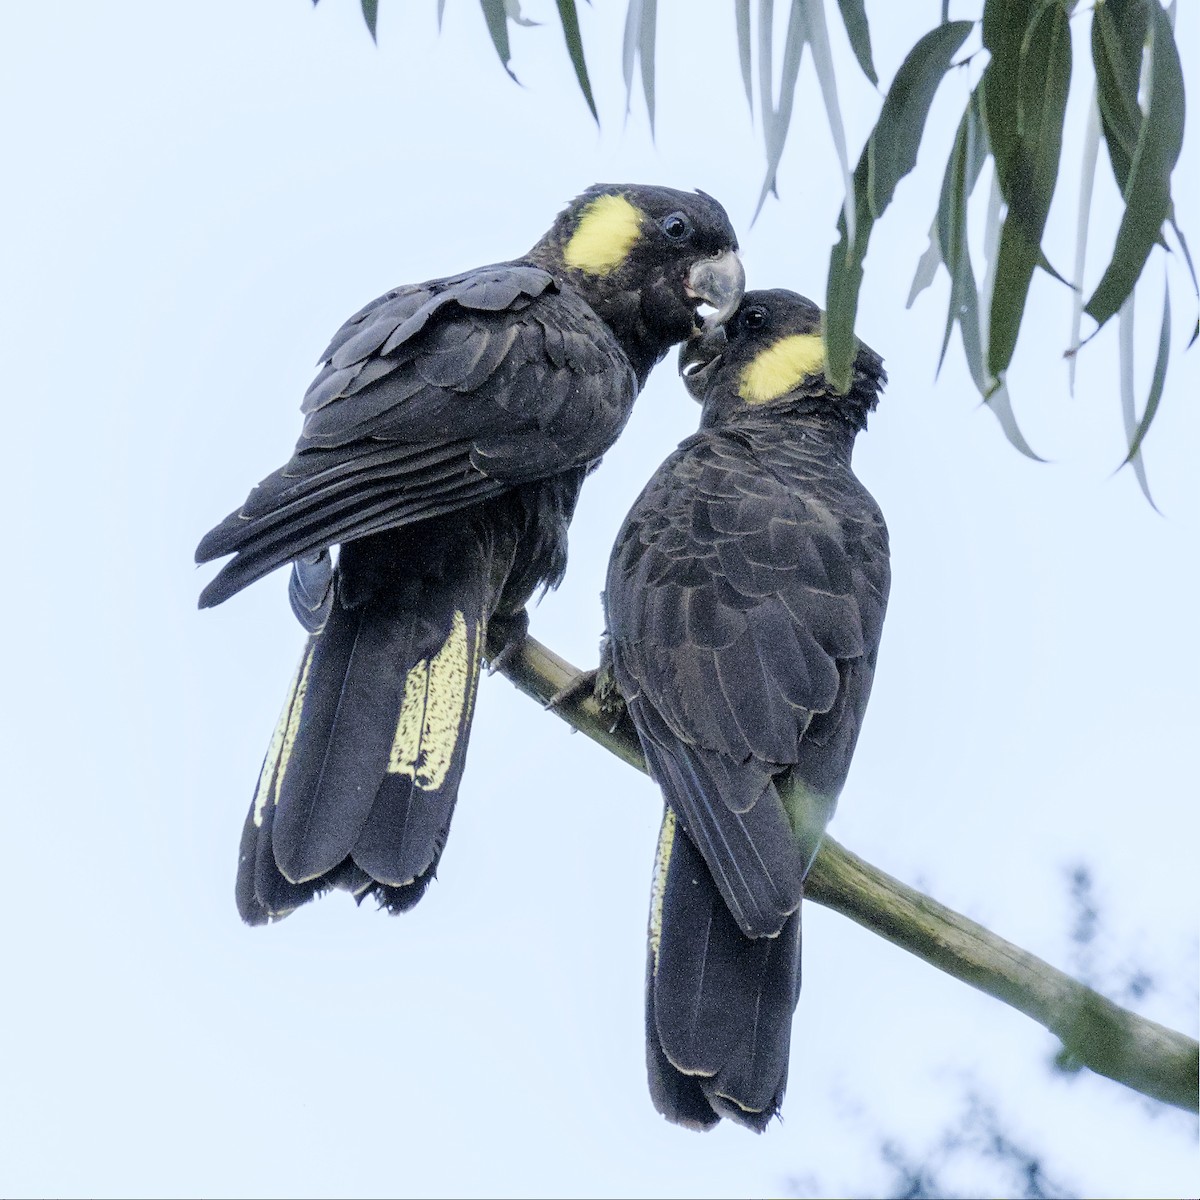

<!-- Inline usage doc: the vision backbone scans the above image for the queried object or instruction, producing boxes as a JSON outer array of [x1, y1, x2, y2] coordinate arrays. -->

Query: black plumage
[[603, 289, 890, 1130], [197, 184, 743, 924]]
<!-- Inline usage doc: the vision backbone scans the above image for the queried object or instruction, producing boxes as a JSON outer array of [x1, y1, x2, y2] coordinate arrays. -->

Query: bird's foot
[[544, 668, 598, 710]]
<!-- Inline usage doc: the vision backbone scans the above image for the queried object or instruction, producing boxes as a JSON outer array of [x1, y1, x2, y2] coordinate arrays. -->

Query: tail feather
[[633, 704, 805, 939], [233, 533, 488, 923], [645, 808, 802, 1132], [235, 781, 326, 925], [350, 605, 484, 885]]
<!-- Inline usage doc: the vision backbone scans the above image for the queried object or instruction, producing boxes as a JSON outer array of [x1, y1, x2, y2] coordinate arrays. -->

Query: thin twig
[[496, 632, 1200, 1114]]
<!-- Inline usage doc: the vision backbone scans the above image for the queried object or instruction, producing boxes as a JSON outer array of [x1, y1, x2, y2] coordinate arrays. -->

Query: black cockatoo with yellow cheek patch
[[603, 289, 889, 1131], [196, 184, 744, 925]]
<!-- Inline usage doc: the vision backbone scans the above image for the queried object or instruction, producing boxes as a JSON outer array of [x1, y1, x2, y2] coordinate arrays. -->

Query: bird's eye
[[741, 307, 767, 330], [661, 212, 693, 240]]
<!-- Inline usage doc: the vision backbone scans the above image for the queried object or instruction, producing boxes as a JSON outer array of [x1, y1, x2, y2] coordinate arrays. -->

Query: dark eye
[[661, 212, 693, 240], [741, 306, 767, 330]]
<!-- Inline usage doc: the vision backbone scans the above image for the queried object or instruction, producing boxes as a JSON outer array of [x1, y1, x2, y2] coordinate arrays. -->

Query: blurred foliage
[[783, 1091, 1077, 1198], [313, 0, 1193, 491]]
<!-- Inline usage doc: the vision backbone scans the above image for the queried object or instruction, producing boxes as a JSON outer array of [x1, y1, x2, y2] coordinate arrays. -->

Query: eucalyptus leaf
[[1122, 276, 1171, 468], [1086, 3, 1185, 329], [981, 0, 1040, 196], [835, 0, 877, 85], [1117, 290, 1157, 507], [359, 0, 378, 41], [638, 0, 657, 132], [438, 0, 446, 32], [936, 91, 984, 377], [754, 0, 808, 219], [907, 222, 943, 308], [985, 378, 1045, 461], [620, 0, 656, 132], [825, 21, 972, 392], [556, 0, 599, 123], [864, 21, 971, 222], [736, 0, 754, 115], [503, 0, 537, 27], [987, 0, 1072, 380], [979, 170, 1003, 368], [982, 164, 1047, 465], [1166, 219, 1199, 347], [805, 0, 855, 244], [757, 0, 774, 144], [479, 0, 516, 80], [1091, 0, 1148, 195], [622, 0, 642, 111], [1069, 91, 1102, 395]]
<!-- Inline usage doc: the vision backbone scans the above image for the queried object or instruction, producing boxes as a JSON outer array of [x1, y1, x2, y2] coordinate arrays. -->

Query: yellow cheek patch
[[564, 193, 645, 275], [738, 333, 826, 403], [387, 609, 479, 791]]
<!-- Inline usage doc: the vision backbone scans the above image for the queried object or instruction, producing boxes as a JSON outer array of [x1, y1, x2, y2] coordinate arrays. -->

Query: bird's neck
[[524, 243, 665, 389]]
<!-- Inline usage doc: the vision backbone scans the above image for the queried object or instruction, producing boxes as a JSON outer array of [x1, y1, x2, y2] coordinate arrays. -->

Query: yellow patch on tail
[[252, 644, 316, 828], [739, 333, 826, 403], [563, 193, 644, 275], [387, 610, 478, 790], [647, 808, 677, 970]]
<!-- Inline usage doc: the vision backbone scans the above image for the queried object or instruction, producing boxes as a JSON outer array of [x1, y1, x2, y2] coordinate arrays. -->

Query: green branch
[[496, 632, 1200, 1114]]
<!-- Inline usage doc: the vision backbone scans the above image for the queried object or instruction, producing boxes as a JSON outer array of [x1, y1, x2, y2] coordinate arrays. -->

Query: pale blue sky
[[1, 3, 1196, 1197]]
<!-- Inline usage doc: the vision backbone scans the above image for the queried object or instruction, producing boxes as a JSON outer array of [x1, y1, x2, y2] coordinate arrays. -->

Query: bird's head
[[679, 289, 886, 431], [531, 184, 744, 374]]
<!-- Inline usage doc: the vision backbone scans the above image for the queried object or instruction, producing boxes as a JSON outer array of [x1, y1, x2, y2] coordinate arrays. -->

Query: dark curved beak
[[685, 249, 745, 330], [678, 323, 728, 403]]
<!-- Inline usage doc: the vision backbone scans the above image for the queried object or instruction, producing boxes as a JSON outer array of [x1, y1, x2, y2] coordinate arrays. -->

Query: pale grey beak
[[685, 249, 745, 329], [678, 323, 728, 402]]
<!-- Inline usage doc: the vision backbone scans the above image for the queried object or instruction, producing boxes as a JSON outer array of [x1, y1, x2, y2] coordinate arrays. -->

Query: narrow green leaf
[[622, 0, 642, 113], [639, 0, 658, 133], [1168, 218, 1198, 302], [936, 91, 984, 376], [985, 378, 1046, 461], [987, 0, 1072, 380], [1086, 3, 1185, 330], [1091, 0, 1148, 195], [979, 168, 1004, 366], [835, 0, 877, 85], [864, 22, 972, 222], [1036, 250, 1073, 288], [825, 20, 972, 390], [805, 0, 855, 244], [757, 0, 776, 185], [437, 0, 447, 32], [907, 220, 943, 308], [556, 0, 599, 124], [736, 0, 754, 115], [503, 0, 538, 26], [1069, 90, 1102, 395], [941, 0, 950, 21], [981, 0, 1040, 195], [479, 0, 516, 80], [360, 0, 378, 42], [754, 0, 808, 219], [1117, 290, 1158, 507], [1123, 275, 1170, 467], [984, 182, 1046, 462], [909, 85, 987, 310]]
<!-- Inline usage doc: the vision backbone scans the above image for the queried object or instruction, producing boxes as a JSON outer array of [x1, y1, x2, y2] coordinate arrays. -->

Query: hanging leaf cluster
[[314, 0, 1192, 490]]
